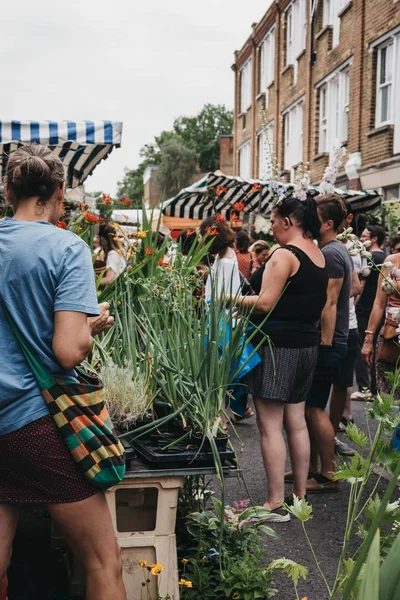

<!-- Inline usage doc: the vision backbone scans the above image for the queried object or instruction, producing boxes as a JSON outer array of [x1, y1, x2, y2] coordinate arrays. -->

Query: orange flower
[[158, 258, 168, 267], [230, 214, 239, 222], [83, 211, 99, 224], [144, 247, 153, 256], [101, 193, 112, 205], [205, 227, 218, 236], [251, 183, 261, 192], [57, 220, 67, 229], [61, 204, 67, 216], [186, 229, 194, 235], [215, 213, 226, 222], [123, 198, 132, 206], [216, 186, 227, 196], [233, 201, 245, 212]]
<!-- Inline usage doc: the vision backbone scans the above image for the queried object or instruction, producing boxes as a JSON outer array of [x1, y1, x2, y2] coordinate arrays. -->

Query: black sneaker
[[284, 494, 308, 506], [264, 506, 290, 522], [334, 437, 355, 456]]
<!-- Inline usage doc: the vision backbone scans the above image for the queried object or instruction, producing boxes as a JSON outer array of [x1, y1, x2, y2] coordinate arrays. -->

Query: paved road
[[218, 398, 395, 600]]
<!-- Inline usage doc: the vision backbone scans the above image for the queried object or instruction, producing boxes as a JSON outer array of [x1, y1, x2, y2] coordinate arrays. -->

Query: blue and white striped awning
[[162, 171, 381, 219], [0, 120, 122, 188]]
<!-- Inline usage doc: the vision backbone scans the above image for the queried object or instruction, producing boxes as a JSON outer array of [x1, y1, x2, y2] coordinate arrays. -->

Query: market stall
[[0, 120, 122, 188], [162, 170, 381, 221]]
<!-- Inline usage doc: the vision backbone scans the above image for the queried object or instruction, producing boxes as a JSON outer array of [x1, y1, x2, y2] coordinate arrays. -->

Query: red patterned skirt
[[0, 415, 97, 504]]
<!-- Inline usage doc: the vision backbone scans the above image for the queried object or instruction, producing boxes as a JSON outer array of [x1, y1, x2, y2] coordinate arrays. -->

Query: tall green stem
[[302, 522, 332, 596]]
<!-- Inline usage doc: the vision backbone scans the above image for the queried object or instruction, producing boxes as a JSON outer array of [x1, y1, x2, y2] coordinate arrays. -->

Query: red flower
[[251, 183, 261, 192], [123, 198, 132, 206], [186, 229, 194, 235], [57, 220, 67, 229], [230, 214, 239, 222], [84, 211, 99, 224], [158, 258, 168, 267], [233, 202, 245, 212], [215, 213, 226, 222], [216, 186, 227, 196], [144, 247, 153, 256]]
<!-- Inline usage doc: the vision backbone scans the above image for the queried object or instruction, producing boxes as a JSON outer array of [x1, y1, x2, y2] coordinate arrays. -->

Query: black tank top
[[250, 245, 328, 348]]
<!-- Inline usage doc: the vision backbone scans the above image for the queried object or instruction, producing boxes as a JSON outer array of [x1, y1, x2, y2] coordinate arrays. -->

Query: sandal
[[231, 406, 255, 424]]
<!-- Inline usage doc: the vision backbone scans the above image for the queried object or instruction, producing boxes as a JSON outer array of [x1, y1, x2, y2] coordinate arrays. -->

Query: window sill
[[338, 1, 353, 19], [267, 80, 275, 90], [281, 63, 294, 76], [256, 92, 265, 101], [239, 110, 251, 118], [296, 48, 306, 62], [314, 152, 329, 161], [316, 25, 333, 41], [366, 124, 393, 137]]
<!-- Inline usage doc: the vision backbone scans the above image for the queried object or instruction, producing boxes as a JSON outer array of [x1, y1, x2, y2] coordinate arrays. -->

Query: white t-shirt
[[106, 249, 126, 278], [346, 242, 362, 330], [205, 252, 241, 302]]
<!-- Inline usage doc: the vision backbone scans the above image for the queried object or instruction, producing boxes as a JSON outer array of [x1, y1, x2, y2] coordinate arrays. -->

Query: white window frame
[[238, 141, 251, 178], [258, 122, 274, 180], [283, 100, 304, 170], [318, 66, 350, 153], [259, 27, 275, 107], [376, 41, 394, 126], [240, 58, 252, 113], [285, 0, 307, 80], [323, 0, 347, 47]]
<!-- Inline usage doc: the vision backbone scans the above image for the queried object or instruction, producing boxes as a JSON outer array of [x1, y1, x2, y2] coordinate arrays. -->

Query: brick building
[[229, 0, 400, 201]]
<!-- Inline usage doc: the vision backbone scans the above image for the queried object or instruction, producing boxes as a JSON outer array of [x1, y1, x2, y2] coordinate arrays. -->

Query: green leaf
[[356, 529, 380, 600], [380, 533, 400, 600], [283, 495, 313, 522], [346, 423, 368, 448], [268, 558, 308, 587], [257, 525, 277, 537], [334, 453, 369, 482]]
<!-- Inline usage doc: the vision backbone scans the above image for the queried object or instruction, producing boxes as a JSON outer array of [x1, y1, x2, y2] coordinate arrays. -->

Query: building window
[[318, 68, 350, 153], [258, 123, 274, 180], [377, 42, 393, 125], [240, 59, 252, 113], [286, 0, 306, 67], [259, 28, 275, 107], [283, 101, 303, 170], [238, 141, 251, 178], [323, 0, 347, 47]]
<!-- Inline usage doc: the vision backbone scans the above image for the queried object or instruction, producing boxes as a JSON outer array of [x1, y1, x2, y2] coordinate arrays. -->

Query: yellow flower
[[150, 563, 165, 576], [76, 226, 82, 232], [139, 560, 148, 568], [181, 558, 189, 564], [178, 579, 193, 588], [136, 230, 147, 239]]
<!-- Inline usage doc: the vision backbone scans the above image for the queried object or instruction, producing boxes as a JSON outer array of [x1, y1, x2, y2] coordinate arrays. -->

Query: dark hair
[[178, 229, 197, 255], [199, 217, 235, 255], [5, 143, 65, 208], [99, 223, 122, 257], [316, 194, 347, 232], [152, 231, 166, 249], [236, 230, 251, 253], [343, 199, 353, 217], [367, 224, 385, 247], [391, 236, 400, 249], [274, 196, 322, 239]]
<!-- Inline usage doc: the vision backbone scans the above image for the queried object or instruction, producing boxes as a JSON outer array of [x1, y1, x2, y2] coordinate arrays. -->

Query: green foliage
[[268, 558, 308, 588], [356, 529, 380, 600], [214, 552, 277, 600], [157, 139, 197, 198], [117, 103, 233, 204], [284, 495, 313, 523]]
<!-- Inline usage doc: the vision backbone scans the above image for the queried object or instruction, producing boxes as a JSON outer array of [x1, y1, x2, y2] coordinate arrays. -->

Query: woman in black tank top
[[236, 197, 328, 521]]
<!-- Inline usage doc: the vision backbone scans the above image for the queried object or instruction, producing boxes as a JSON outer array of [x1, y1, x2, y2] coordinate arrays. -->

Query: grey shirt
[[322, 240, 353, 345]]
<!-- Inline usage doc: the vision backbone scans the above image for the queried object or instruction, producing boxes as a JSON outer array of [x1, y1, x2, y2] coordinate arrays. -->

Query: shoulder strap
[[0, 298, 54, 391]]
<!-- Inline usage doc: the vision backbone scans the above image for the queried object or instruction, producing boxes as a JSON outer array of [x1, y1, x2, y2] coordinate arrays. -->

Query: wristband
[[365, 330, 374, 335]]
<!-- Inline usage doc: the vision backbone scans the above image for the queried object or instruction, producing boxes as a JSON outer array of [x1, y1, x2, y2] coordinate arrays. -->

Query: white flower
[[392, 268, 400, 279], [382, 280, 396, 294], [389, 307, 400, 323], [383, 262, 395, 272], [361, 251, 372, 259], [349, 248, 360, 257], [361, 267, 371, 277], [363, 240, 372, 248]]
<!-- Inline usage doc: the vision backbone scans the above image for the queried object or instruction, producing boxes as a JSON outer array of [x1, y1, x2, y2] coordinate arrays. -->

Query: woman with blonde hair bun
[[249, 240, 271, 271]]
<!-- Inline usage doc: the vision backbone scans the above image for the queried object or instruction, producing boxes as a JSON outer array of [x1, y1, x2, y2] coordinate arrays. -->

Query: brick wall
[[220, 135, 234, 175], [231, 0, 400, 189]]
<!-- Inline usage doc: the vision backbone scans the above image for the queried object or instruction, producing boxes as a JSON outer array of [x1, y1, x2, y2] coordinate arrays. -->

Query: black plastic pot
[[190, 432, 230, 451]]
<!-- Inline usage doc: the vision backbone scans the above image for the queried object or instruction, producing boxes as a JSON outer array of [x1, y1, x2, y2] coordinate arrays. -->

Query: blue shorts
[[306, 343, 348, 409]]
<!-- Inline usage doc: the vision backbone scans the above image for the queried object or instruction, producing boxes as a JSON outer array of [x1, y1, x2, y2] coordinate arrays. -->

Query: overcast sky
[[1, 0, 271, 194]]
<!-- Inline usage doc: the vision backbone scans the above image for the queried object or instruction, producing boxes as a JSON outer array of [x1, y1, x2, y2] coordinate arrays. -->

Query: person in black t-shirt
[[353, 225, 386, 398]]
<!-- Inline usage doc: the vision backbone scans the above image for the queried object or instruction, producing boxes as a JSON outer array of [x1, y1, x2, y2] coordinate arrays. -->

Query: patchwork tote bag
[[1, 299, 125, 490]]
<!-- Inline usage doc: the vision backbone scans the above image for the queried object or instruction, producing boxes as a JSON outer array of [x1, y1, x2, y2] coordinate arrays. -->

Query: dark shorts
[[334, 329, 358, 388], [249, 345, 319, 404], [0, 415, 97, 504], [306, 343, 348, 409]]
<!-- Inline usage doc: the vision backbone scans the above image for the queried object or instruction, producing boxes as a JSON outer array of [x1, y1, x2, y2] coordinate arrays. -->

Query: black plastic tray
[[130, 437, 236, 469]]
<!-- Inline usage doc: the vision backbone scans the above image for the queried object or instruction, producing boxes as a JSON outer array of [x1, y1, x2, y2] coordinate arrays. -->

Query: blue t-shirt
[[0, 217, 100, 435]]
